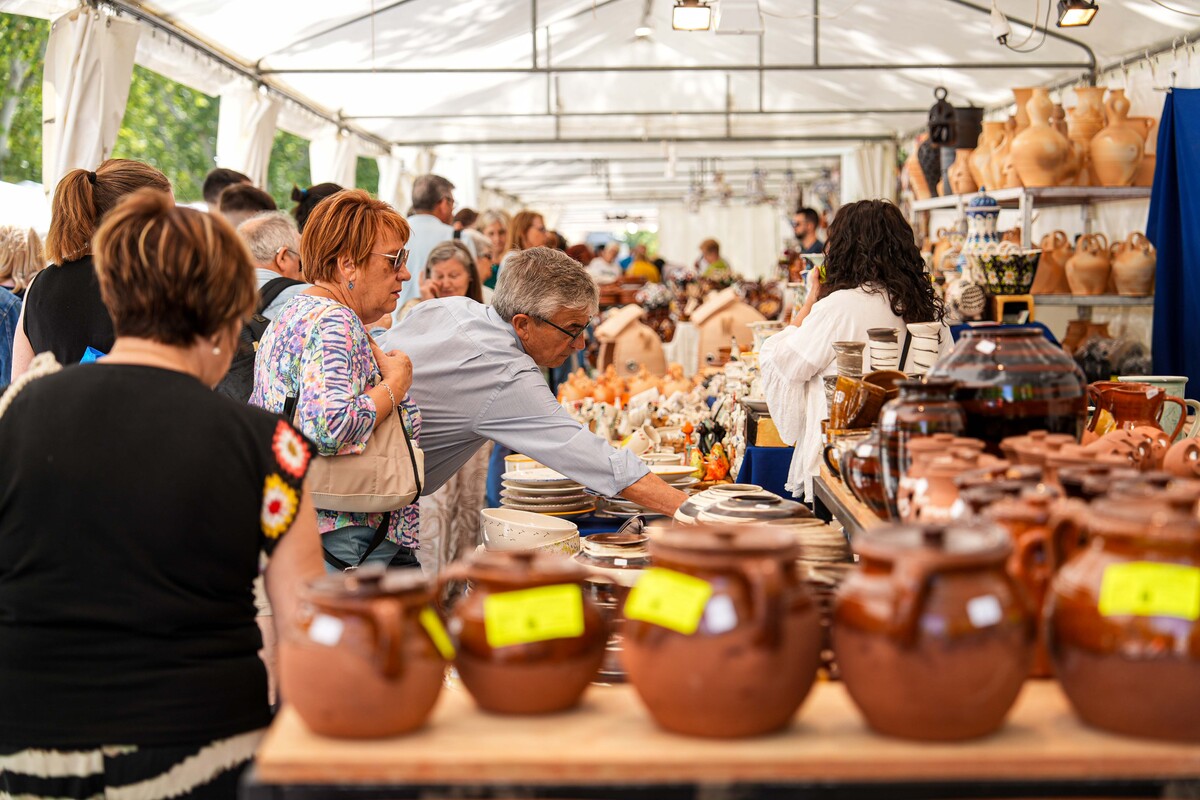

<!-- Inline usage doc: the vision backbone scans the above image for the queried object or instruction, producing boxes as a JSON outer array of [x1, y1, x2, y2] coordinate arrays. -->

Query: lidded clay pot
[[833, 523, 1034, 741], [622, 526, 822, 737], [279, 567, 450, 738], [1048, 497, 1200, 741], [695, 491, 814, 525], [440, 550, 607, 714], [878, 379, 967, 520]]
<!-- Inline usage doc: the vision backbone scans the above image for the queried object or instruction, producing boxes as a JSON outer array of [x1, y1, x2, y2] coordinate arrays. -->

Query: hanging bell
[[927, 86, 957, 147]]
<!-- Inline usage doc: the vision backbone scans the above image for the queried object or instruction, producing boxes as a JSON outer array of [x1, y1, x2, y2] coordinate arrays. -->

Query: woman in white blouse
[[759, 200, 953, 501]]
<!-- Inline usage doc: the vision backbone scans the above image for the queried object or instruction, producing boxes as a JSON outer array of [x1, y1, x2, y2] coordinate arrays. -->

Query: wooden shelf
[[1034, 294, 1155, 307], [911, 186, 1153, 212], [813, 467, 882, 540]]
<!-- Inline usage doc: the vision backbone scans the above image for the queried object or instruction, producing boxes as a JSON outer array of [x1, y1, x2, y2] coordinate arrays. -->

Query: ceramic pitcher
[[1090, 90, 1144, 186], [1011, 87, 1071, 187], [1116, 375, 1200, 441], [1031, 230, 1072, 294], [1085, 380, 1190, 442], [1110, 232, 1156, 296], [1064, 233, 1110, 295]]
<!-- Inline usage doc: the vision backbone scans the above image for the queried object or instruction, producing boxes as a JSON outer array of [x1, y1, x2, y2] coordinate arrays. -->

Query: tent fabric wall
[[41, 8, 140, 196], [376, 150, 408, 212], [309, 131, 357, 188], [657, 203, 783, 281], [840, 142, 897, 204], [216, 86, 280, 189]]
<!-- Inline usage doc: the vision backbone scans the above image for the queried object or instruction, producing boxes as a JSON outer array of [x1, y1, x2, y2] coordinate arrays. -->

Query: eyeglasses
[[372, 249, 410, 273], [530, 314, 587, 344]]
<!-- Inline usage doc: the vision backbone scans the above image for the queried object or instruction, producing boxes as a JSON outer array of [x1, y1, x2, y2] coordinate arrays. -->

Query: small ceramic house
[[691, 287, 766, 371], [595, 305, 666, 377]]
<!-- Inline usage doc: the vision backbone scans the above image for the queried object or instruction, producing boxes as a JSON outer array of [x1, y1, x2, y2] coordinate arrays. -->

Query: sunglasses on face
[[372, 249, 410, 273]]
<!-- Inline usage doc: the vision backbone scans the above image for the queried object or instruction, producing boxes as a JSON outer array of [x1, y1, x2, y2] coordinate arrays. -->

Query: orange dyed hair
[[300, 189, 411, 284]]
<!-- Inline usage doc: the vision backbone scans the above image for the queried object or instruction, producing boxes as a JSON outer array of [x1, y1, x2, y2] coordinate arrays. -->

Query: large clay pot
[[842, 428, 889, 520], [989, 129, 1013, 190], [1067, 86, 1107, 185], [1000, 147, 1023, 188], [1031, 230, 1072, 294], [1012, 87, 1034, 133], [1048, 497, 1200, 741], [1012, 87, 1072, 187], [1064, 232, 1111, 296], [834, 522, 1034, 741], [928, 327, 1087, 453], [947, 148, 977, 194], [1110, 231, 1156, 296], [440, 551, 606, 714], [1090, 90, 1144, 186], [877, 379, 967, 520], [622, 526, 822, 737], [970, 122, 1006, 189], [279, 568, 449, 738]]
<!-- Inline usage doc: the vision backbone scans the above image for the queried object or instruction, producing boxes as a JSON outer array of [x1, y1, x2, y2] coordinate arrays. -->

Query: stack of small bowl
[[499, 467, 595, 519], [478, 507, 581, 556]]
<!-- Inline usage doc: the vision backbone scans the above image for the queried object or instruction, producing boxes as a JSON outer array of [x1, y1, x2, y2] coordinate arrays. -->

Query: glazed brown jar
[[1048, 498, 1200, 741], [834, 523, 1034, 741], [279, 568, 450, 738], [621, 526, 822, 737], [440, 551, 606, 714]]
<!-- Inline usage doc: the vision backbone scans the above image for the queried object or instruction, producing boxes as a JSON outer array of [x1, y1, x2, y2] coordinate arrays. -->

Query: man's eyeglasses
[[530, 314, 586, 344], [372, 249, 410, 273]]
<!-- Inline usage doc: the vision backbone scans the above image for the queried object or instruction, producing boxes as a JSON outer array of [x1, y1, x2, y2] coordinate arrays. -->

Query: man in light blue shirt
[[384, 247, 687, 516], [237, 211, 307, 319], [390, 174, 455, 316]]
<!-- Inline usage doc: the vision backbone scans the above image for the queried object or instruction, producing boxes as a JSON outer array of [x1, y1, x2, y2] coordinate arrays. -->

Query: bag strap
[[257, 277, 304, 315], [396, 403, 423, 498], [898, 329, 913, 373], [0, 352, 62, 420], [322, 511, 393, 571]]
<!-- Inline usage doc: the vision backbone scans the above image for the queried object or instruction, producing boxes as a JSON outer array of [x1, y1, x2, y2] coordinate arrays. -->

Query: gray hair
[[461, 228, 492, 262], [474, 208, 510, 231], [492, 246, 599, 322], [425, 240, 473, 275], [236, 211, 299, 265], [411, 174, 455, 212]]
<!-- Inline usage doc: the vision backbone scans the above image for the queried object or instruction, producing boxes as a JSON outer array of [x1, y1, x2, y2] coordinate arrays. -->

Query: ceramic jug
[[1030, 230, 1072, 294], [841, 428, 889, 521], [877, 379, 967, 520], [1117, 374, 1200, 441], [834, 522, 1034, 741], [970, 121, 1006, 188], [1047, 497, 1200, 741], [1090, 91, 1144, 186], [1085, 380, 1189, 442], [989, 129, 1013, 190], [438, 550, 607, 714], [1068, 86, 1108, 185], [1011, 87, 1071, 187], [622, 526, 822, 737], [279, 568, 449, 738], [1064, 233, 1111, 295], [1131, 116, 1159, 186], [1110, 232, 1156, 296], [1012, 87, 1034, 132], [947, 148, 977, 194]]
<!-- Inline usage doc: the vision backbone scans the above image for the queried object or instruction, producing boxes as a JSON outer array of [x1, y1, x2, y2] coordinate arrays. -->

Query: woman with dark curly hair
[[758, 199, 952, 501]]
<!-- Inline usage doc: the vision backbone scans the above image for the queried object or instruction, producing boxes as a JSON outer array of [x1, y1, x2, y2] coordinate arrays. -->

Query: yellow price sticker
[[483, 584, 585, 649], [624, 567, 713, 635], [419, 607, 456, 660], [1098, 562, 1200, 620]]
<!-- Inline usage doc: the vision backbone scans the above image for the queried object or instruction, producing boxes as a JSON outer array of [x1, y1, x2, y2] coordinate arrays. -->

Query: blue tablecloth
[[736, 445, 795, 499]]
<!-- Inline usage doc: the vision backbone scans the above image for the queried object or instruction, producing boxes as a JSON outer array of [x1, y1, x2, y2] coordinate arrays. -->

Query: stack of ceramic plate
[[650, 464, 700, 492], [594, 464, 700, 519], [500, 468, 596, 519]]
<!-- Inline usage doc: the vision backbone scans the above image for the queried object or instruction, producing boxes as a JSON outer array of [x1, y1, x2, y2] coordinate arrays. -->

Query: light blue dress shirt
[[389, 214, 455, 319], [382, 297, 650, 497]]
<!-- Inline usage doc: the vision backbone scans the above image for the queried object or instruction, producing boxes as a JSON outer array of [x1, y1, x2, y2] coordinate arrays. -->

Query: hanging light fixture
[[672, 0, 713, 31], [1056, 0, 1098, 27]]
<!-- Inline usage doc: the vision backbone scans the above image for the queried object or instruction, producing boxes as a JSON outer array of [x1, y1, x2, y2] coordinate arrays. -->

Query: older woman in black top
[[0, 190, 323, 799]]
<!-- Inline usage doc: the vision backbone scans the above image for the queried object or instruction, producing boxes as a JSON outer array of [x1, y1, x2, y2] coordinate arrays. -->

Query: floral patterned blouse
[[251, 294, 420, 548]]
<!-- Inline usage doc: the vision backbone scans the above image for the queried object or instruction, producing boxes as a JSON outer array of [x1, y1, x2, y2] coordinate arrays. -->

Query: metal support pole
[[531, 0, 538, 68], [813, 0, 820, 66]]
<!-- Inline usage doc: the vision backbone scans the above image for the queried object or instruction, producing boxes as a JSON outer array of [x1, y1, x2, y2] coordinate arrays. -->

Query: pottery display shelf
[[1033, 293, 1156, 322], [812, 464, 882, 541], [246, 681, 1200, 800]]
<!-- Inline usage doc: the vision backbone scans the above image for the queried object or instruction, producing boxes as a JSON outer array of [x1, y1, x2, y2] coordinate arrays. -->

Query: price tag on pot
[[624, 568, 713, 635], [420, 607, 456, 660], [483, 584, 585, 649], [1098, 562, 1200, 621]]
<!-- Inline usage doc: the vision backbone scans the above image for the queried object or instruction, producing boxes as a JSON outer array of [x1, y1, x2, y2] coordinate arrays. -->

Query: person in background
[[625, 245, 661, 283], [565, 243, 594, 267], [6, 228, 46, 302], [0, 189, 323, 798], [461, 228, 496, 303], [218, 183, 277, 229], [392, 174, 455, 315], [237, 211, 308, 320], [759, 199, 952, 503], [793, 206, 824, 255], [0, 288, 17, 386], [291, 183, 344, 233], [620, 243, 646, 270], [696, 238, 731, 281], [397, 240, 482, 322], [452, 207, 477, 234], [251, 190, 420, 573], [11, 159, 171, 379], [504, 210, 548, 254], [587, 241, 622, 284], [547, 230, 568, 251], [474, 209, 510, 291], [202, 167, 250, 208]]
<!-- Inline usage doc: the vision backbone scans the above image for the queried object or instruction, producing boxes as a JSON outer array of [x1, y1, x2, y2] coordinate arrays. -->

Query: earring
[[212, 345, 221, 356], [348, 280, 355, 290]]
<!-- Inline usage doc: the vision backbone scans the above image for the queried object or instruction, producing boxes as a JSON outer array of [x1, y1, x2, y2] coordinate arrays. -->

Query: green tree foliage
[[267, 130, 311, 210], [356, 156, 379, 196], [0, 13, 49, 184]]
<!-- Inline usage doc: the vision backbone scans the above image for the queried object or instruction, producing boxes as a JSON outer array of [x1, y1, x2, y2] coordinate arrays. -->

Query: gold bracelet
[[380, 381, 397, 410]]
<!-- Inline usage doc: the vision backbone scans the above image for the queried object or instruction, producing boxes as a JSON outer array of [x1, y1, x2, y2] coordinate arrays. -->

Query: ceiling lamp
[[672, 0, 713, 31], [1056, 0, 1098, 27], [634, 24, 654, 38]]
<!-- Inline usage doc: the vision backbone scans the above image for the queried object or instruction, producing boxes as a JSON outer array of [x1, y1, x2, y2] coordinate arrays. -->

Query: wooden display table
[[813, 464, 882, 539], [245, 680, 1200, 799]]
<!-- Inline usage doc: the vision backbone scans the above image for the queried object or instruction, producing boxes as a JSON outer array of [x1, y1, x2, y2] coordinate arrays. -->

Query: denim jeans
[[321, 525, 403, 574]]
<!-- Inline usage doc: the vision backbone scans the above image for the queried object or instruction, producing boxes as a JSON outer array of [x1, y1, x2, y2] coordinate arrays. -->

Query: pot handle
[[822, 443, 843, 479], [890, 553, 937, 647], [1182, 400, 1200, 440], [1162, 396, 1189, 441], [1048, 500, 1088, 570], [749, 557, 785, 649], [367, 599, 407, 681], [1008, 529, 1050, 613]]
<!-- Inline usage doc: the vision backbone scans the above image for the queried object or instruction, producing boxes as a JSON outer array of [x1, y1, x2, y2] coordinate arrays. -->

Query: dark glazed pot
[[842, 428, 889, 520], [1047, 497, 1200, 741], [833, 523, 1034, 741], [877, 379, 967, 520], [928, 327, 1086, 454], [622, 526, 822, 737]]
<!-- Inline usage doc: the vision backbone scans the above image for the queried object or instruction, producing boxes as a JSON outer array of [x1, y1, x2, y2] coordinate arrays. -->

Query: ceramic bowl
[[479, 508, 579, 552], [642, 452, 685, 465], [970, 249, 1042, 295]]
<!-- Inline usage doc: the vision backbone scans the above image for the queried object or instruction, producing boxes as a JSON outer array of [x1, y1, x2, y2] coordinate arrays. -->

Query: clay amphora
[[947, 148, 977, 194], [1048, 497, 1200, 741], [1086, 380, 1188, 442], [1031, 230, 1072, 294], [1012, 87, 1071, 187], [279, 568, 449, 738], [1068, 87, 1107, 186], [1110, 231, 1156, 296], [1090, 90, 1144, 186], [440, 551, 606, 714], [989, 129, 1013, 190], [1000, 147, 1023, 188], [878, 379, 967, 520], [834, 523, 1034, 741], [1064, 233, 1111, 295], [970, 122, 1006, 189], [622, 526, 822, 737], [1012, 87, 1034, 132]]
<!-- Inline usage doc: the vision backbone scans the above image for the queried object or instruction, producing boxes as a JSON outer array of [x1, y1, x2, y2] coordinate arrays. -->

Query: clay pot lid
[[957, 326, 1042, 340], [653, 525, 800, 558], [701, 492, 814, 521], [967, 190, 999, 210], [855, 522, 1011, 566], [306, 564, 430, 602], [465, 550, 590, 585], [983, 485, 1059, 525], [1087, 496, 1200, 543]]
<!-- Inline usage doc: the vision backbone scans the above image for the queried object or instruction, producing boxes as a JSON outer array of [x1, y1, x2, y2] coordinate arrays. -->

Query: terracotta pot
[[1061, 319, 1090, 354], [1000, 429, 1077, 466], [970, 122, 1006, 189], [1012, 88, 1072, 187], [878, 379, 967, 520], [1086, 380, 1188, 442], [1030, 230, 1073, 294], [834, 522, 1034, 741], [440, 551, 606, 714], [989, 129, 1013, 190], [901, 444, 1003, 523], [622, 526, 822, 737], [1110, 231, 1156, 296], [929, 327, 1087, 454], [1000, 147, 1023, 188], [1164, 438, 1200, 478], [1064, 233, 1111, 296], [842, 428, 889, 521], [574, 532, 651, 684], [1068, 86, 1107, 143], [1133, 152, 1157, 187], [1090, 90, 1144, 186], [279, 568, 448, 738], [947, 148, 977, 195], [1012, 87, 1034, 133], [1048, 497, 1200, 741]]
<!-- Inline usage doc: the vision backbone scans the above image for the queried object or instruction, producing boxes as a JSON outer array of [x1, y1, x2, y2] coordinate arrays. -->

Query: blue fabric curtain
[[1148, 89, 1200, 399]]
